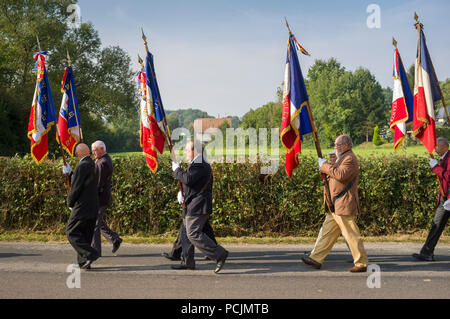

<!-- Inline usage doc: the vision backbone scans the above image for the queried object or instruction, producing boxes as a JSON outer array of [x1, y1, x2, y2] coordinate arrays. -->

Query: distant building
[[436, 107, 449, 126], [193, 118, 232, 134]]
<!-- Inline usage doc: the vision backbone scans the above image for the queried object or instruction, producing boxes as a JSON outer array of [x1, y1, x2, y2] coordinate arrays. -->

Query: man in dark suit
[[90, 141, 122, 256], [170, 140, 229, 273], [413, 137, 450, 261], [62, 143, 99, 269]]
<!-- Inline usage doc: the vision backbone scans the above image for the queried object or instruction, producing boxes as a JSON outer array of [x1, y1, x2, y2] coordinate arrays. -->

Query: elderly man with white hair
[[90, 140, 122, 256]]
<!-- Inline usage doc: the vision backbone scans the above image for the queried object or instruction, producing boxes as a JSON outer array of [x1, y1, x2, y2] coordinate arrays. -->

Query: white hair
[[92, 140, 106, 152]]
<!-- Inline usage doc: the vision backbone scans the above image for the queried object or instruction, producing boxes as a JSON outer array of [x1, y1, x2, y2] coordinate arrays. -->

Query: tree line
[[1, 1, 449, 156], [240, 58, 450, 147]]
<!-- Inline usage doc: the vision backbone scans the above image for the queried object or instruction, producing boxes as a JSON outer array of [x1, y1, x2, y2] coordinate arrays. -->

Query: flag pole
[[413, 13, 446, 197], [66, 50, 83, 143], [141, 29, 185, 206], [284, 19, 332, 207]]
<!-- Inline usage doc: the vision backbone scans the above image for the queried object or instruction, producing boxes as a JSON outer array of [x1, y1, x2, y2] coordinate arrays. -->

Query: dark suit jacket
[[96, 153, 113, 207], [432, 151, 450, 201], [173, 156, 213, 217], [67, 156, 99, 220]]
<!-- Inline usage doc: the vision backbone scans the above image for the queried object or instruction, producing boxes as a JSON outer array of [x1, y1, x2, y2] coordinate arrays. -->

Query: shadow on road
[[83, 249, 450, 275], [0, 253, 41, 258]]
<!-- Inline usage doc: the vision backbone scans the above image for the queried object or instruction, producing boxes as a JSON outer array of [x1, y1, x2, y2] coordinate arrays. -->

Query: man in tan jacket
[[301, 134, 369, 272]]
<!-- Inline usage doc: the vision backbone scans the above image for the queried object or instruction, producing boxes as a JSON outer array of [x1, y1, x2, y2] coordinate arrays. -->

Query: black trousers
[[420, 196, 450, 257], [168, 219, 217, 259], [66, 216, 99, 264]]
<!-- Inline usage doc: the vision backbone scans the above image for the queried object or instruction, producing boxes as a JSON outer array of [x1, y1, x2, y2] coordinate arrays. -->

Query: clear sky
[[78, 0, 450, 118]]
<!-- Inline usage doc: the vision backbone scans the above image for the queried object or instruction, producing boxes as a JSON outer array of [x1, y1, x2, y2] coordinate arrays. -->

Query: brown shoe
[[301, 256, 322, 269], [348, 266, 367, 273]]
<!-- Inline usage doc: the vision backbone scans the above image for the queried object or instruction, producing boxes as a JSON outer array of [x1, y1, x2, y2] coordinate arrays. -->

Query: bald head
[[75, 143, 90, 160]]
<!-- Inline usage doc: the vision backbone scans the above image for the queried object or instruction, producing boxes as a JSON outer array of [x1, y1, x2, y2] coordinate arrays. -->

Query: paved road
[[0, 242, 449, 299]]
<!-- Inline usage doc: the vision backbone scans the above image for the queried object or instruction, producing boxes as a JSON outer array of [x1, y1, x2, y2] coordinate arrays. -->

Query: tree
[[307, 58, 388, 145], [373, 125, 382, 146]]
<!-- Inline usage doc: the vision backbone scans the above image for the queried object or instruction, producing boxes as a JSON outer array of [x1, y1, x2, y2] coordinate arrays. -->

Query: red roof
[[193, 118, 232, 133]]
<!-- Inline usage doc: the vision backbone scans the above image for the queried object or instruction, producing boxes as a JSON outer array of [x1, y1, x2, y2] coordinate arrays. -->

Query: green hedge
[[0, 154, 446, 236]]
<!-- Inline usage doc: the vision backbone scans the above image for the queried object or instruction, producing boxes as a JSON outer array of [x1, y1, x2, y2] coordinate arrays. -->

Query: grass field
[[111, 143, 431, 159]]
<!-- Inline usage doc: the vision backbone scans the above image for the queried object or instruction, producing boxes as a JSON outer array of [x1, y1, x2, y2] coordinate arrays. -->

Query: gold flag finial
[[284, 17, 292, 35], [36, 35, 41, 51], [141, 28, 149, 52], [414, 12, 423, 29], [392, 37, 397, 48], [66, 49, 71, 66]]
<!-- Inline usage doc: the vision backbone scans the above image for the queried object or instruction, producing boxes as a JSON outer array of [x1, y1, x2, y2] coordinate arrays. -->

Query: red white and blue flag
[[413, 27, 440, 154], [280, 34, 314, 178], [390, 47, 413, 151], [27, 51, 57, 164], [138, 66, 159, 172], [56, 65, 81, 156]]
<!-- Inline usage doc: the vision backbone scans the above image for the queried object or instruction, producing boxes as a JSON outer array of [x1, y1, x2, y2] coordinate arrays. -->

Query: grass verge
[[0, 230, 449, 244]]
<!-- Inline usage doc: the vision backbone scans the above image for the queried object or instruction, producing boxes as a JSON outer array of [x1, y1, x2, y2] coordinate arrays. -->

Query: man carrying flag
[[27, 50, 57, 164], [390, 39, 414, 151], [279, 29, 315, 178], [412, 14, 450, 262], [57, 61, 82, 156]]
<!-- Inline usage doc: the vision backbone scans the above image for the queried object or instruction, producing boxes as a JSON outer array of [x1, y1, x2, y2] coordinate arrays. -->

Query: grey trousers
[[169, 219, 217, 259], [91, 205, 120, 256], [181, 214, 227, 268], [420, 196, 450, 257]]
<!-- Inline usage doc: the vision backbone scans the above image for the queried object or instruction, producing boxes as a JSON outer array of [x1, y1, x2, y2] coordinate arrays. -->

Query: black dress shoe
[[79, 260, 93, 270], [112, 238, 122, 254], [162, 252, 181, 261], [412, 253, 435, 261], [171, 264, 195, 270], [215, 251, 229, 273]]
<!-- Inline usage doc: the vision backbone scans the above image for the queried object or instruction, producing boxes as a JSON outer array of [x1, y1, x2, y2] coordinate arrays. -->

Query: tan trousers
[[309, 213, 368, 268]]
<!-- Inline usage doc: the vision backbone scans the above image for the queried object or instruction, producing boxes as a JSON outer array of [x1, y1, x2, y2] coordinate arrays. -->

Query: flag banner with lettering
[[138, 67, 159, 172], [390, 47, 413, 151], [413, 27, 440, 154], [280, 34, 314, 178], [27, 51, 57, 164], [145, 50, 168, 155], [56, 65, 81, 156]]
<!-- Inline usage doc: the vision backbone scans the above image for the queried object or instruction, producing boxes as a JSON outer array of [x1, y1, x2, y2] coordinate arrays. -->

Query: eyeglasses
[[334, 143, 343, 147]]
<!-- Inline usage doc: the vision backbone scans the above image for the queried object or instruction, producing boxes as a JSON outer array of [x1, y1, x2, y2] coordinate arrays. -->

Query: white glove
[[177, 191, 184, 205], [172, 161, 180, 172], [69, 207, 72, 211], [429, 158, 438, 168], [62, 163, 72, 175], [318, 158, 327, 170], [443, 199, 450, 211]]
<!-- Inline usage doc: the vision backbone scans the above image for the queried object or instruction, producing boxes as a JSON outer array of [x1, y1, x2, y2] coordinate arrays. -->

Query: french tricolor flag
[[412, 27, 441, 154], [390, 46, 413, 151], [280, 34, 314, 178]]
